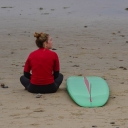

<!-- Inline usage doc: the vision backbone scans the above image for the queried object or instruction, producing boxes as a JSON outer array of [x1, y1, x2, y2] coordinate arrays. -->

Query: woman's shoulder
[[48, 49, 59, 57], [28, 49, 39, 56]]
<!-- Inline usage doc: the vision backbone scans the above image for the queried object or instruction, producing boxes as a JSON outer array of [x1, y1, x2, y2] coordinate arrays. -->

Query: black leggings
[[20, 73, 63, 93]]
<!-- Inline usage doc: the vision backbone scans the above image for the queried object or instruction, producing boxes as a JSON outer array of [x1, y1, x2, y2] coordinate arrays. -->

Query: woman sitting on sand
[[20, 32, 63, 93]]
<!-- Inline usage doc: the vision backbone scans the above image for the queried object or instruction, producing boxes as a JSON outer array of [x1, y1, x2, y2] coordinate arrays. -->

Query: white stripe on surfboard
[[84, 77, 92, 102]]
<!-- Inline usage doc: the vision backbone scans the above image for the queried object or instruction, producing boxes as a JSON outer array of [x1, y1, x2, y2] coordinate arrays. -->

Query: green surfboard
[[66, 76, 109, 107]]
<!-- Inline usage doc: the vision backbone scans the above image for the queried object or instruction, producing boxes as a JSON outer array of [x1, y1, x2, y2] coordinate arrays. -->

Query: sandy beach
[[0, 0, 128, 127]]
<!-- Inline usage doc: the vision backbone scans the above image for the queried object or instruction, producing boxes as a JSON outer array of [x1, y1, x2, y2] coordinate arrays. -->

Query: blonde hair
[[34, 32, 49, 48]]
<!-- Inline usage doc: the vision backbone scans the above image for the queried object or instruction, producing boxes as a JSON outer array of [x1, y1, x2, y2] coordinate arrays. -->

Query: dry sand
[[0, 0, 128, 128]]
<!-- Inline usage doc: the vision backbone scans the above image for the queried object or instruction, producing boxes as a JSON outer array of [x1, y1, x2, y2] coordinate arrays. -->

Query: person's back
[[25, 48, 59, 85], [20, 32, 63, 93]]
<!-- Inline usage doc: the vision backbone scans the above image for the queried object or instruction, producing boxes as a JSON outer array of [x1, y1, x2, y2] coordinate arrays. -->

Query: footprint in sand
[[63, 7, 70, 9], [51, 9, 55, 11], [58, 116, 64, 119], [23, 106, 30, 109], [42, 13, 49, 15], [30, 123, 39, 126], [34, 108, 45, 112], [10, 113, 20, 117]]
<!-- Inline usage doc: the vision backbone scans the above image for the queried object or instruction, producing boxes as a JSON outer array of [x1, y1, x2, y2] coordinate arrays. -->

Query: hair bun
[[34, 32, 41, 38]]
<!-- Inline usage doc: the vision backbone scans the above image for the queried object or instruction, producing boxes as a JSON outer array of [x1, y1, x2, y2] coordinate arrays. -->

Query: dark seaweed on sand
[[39, 7, 43, 10], [125, 8, 128, 10], [1, 6, 13, 8]]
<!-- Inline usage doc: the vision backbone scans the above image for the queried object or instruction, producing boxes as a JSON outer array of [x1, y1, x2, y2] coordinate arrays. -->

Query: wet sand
[[0, 0, 128, 127]]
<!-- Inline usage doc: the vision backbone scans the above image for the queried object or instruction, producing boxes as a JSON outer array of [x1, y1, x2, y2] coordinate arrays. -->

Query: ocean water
[[0, 0, 128, 31]]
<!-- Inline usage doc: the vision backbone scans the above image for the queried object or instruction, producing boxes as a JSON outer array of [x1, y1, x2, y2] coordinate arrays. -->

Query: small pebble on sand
[[110, 122, 115, 124], [92, 126, 97, 127], [1, 83, 8, 88]]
